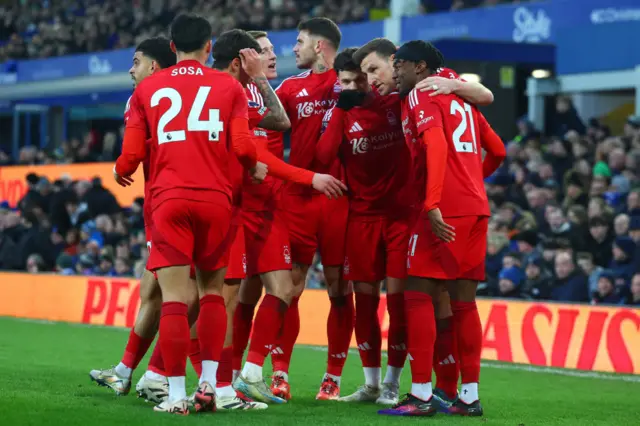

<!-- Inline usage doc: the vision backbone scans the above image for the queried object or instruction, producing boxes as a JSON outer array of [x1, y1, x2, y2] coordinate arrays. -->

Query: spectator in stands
[[614, 213, 630, 237], [55, 253, 75, 275], [497, 266, 524, 298], [623, 273, 640, 306], [610, 236, 636, 288], [26, 253, 46, 274], [590, 271, 622, 305], [521, 254, 553, 300], [114, 257, 132, 277], [587, 215, 614, 267], [17, 210, 56, 271], [551, 252, 589, 302], [511, 229, 539, 264], [576, 251, 604, 294]]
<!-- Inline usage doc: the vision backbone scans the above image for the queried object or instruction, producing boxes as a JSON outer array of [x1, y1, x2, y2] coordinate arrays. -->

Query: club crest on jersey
[[386, 110, 397, 126], [283, 245, 291, 264]]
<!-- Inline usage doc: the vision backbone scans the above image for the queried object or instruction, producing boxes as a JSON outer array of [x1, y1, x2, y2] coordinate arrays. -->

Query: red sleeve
[[436, 67, 460, 80], [230, 117, 257, 170], [257, 141, 314, 185], [124, 89, 148, 133], [316, 107, 346, 168], [413, 94, 444, 136], [477, 113, 506, 177], [423, 128, 448, 212], [231, 82, 249, 121], [115, 127, 147, 176], [248, 102, 269, 128]]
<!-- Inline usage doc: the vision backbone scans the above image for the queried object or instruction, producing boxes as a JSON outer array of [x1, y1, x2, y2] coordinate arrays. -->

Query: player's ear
[[150, 60, 158, 73], [169, 41, 177, 54], [416, 60, 428, 75], [204, 40, 212, 55]]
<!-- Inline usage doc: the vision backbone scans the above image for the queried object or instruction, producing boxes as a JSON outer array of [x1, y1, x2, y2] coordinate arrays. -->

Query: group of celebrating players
[[89, 12, 506, 417]]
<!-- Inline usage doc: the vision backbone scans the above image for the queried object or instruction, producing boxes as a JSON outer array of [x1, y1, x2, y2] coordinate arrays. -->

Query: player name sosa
[[170, 66, 205, 76]]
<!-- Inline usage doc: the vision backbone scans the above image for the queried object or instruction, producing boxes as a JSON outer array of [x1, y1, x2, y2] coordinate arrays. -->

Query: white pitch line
[[301, 345, 640, 383], [6, 317, 640, 383]]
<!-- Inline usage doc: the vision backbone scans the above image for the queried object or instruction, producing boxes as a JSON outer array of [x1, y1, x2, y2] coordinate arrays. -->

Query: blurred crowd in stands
[[0, 128, 124, 167], [481, 98, 640, 306], [1, 0, 530, 62]]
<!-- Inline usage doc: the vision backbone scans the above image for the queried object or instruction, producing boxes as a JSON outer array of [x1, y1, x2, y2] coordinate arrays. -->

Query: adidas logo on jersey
[[349, 122, 363, 133], [296, 88, 309, 97]]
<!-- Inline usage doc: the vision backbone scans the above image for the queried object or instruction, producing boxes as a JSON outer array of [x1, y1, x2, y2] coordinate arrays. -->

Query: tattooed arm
[[240, 48, 291, 131], [253, 75, 291, 131]]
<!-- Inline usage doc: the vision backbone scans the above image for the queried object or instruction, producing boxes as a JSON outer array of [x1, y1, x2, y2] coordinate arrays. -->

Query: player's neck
[[416, 70, 434, 85], [176, 52, 207, 65], [312, 55, 334, 74]]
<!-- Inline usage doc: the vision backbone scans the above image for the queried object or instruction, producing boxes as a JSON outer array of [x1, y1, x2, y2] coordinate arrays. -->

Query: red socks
[[354, 292, 382, 368], [121, 330, 154, 370], [386, 292, 407, 369], [326, 293, 355, 376], [159, 302, 190, 377], [217, 346, 233, 388], [189, 338, 202, 378], [272, 296, 300, 374], [197, 295, 226, 363], [147, 341, 165, 375], [232, 302, 256, 371], [404, 291, 436, 383], [451, 300, 482, 384], [434, 317, 459, 398], [246, 294, 287, 366]]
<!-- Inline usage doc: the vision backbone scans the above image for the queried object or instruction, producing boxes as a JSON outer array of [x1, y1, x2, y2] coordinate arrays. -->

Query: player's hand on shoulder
[[240, 48, 265, 80], [337, 90, 367, 111], [312, 173, 347, 199], [250, 161, 268, 184], [112, 165, 134, 187], [427, 207, 455, 243], [417, 76, 460, 97]]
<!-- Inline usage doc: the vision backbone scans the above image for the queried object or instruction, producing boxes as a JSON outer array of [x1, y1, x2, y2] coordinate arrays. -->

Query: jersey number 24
[[151, 87, 223, 144]]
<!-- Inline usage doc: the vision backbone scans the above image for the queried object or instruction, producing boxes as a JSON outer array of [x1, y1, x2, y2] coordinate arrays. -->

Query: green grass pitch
[[0, 317, 638, 425]]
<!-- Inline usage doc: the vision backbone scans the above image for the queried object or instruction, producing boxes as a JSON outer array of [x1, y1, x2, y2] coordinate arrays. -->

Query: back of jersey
[[415, 90, 489, 217], [130, 60, 248, 206]]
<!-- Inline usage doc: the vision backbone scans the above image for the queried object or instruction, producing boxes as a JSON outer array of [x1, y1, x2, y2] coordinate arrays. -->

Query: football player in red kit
[[91, 37, 180, 403], [237, 18, 351, 401], [314, 48, 409, 404], [211, 29, 345, 407], [115, 14, 266, 415], [379, 40, 505, 417], [353, 37, 494, 411]]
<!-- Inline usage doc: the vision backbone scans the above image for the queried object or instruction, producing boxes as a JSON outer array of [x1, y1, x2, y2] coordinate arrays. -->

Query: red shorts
[[282, 194, 348, 266], [151, 199, 232, 271], [225, 208, 246, 281], [344, 215, 410, 282], [243, 208, 292, 276], [408, 215, 488, 281]]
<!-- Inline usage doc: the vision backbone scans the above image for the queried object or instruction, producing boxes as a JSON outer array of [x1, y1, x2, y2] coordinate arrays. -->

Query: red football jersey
[[402, 86, 490, 218], [126, 60, 249, 208], [124, 95, 151, 211], [242, 84, 284, 211], [274, 69, 341, 195], [320, 92, 410, 216]]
